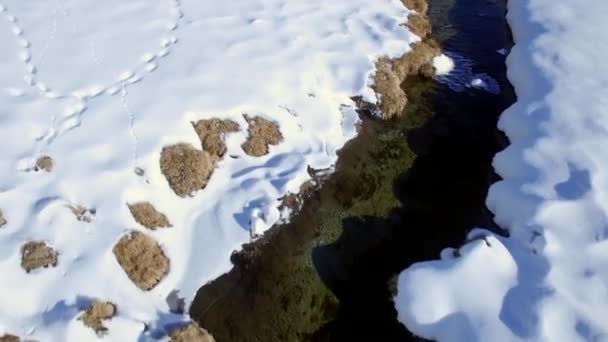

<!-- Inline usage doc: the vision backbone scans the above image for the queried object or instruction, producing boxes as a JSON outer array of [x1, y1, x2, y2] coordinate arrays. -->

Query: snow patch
[[395, 234, 520, 341], [432, 54, 455, 75]]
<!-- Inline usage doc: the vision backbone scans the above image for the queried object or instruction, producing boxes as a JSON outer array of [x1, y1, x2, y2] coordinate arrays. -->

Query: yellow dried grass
[[113, 231, 169, 290]]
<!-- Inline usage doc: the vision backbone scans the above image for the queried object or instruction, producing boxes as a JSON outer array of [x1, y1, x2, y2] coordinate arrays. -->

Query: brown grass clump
[[35, 156, 53, 172], [403, 0, 428, 13], [169, 322, 215, 342], [113, 230, 169, 290], [192, 119, 240, 159], [0, 335, 19, 342], [241, 115, 283, 157], [372, 58, 408, 119], [128, 202, 172, 230], [392, 40, 440, 80], [79, 300, 116, 335], [372, 0, 440, 120], [406, 13, 431, 38], [21, 241, 58, 272], [160, 143, 214, 197], [0, 209, 6, 228]]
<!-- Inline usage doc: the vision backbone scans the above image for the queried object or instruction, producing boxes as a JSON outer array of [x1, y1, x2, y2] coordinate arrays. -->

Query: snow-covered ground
[[0, 0, 418, 340], [395, 0, 608, 341]]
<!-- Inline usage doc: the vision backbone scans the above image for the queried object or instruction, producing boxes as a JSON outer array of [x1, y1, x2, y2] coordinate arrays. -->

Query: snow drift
[[395, 0, 608, 341]]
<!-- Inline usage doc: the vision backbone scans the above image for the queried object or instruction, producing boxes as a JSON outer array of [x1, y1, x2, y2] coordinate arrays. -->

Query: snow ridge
[[395, 0, 608, 341]]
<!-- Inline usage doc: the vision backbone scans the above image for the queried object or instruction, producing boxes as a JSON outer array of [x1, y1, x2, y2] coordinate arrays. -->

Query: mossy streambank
[[189, 80, 434, 341], [189, 0, 515, 340]]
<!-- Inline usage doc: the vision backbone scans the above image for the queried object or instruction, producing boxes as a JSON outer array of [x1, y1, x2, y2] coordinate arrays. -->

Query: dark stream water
[[189, 0, 515, 341]]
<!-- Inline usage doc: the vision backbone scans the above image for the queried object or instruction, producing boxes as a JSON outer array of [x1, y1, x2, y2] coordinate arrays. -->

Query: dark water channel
[[189, 0, 515, 341]]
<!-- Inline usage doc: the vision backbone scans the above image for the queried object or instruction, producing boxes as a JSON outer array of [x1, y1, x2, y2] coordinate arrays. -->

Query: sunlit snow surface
[[395, 0, 608, 341], [0, 0, 417, 340], [432, 54, 455, 76]]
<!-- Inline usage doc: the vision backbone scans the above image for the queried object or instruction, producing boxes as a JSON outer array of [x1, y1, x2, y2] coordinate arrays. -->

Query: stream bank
[[189, 0, 515, 340]]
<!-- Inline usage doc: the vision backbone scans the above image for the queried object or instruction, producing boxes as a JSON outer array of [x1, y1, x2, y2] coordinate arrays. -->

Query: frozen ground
[[395, 0, 608, 341], [0, 0, 418, 340]]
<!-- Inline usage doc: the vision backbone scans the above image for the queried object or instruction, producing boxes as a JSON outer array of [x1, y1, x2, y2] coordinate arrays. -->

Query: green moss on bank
[[189, 77, 434, 342]]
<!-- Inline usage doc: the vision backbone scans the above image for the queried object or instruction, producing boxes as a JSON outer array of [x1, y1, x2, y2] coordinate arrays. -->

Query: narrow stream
[[189, 0, 515, 341]]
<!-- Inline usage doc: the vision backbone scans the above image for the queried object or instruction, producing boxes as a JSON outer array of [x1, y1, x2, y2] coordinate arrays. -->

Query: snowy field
[[395, 0, 608, 341], [0, 0, 418, 340]]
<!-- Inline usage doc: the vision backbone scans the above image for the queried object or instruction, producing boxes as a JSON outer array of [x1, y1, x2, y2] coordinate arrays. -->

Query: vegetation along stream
[[189, 0, 515, 340]]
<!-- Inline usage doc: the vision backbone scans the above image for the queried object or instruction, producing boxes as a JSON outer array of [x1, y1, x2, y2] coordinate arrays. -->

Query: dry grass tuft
[[403, 0, 428, 13], [0, 335, 19, 342], [406, 13, 431, 38], [0, 209, 6, 228], [278, 180, 318, 219], [21, 241, 58, 272], [128, 202, 171, 230], [372, 58, 408, 119], [169, 322, 215, 342], [241, 115, 283, 157], [192, 119, 240, 159], [113, 230, 169, 290], [370, 0, 440, 119], [79, 300, 116, 335], [68, 205, 94, 223], [35, 156, 53, 172], [160, 143, 214, 197], [392, 40, 440, 80]]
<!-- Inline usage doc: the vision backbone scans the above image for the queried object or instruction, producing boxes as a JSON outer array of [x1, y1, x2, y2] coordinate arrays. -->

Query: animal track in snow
[[119, 83, 140, 170], [0, 2, 39, 96], [0, 0, 185, 148]]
